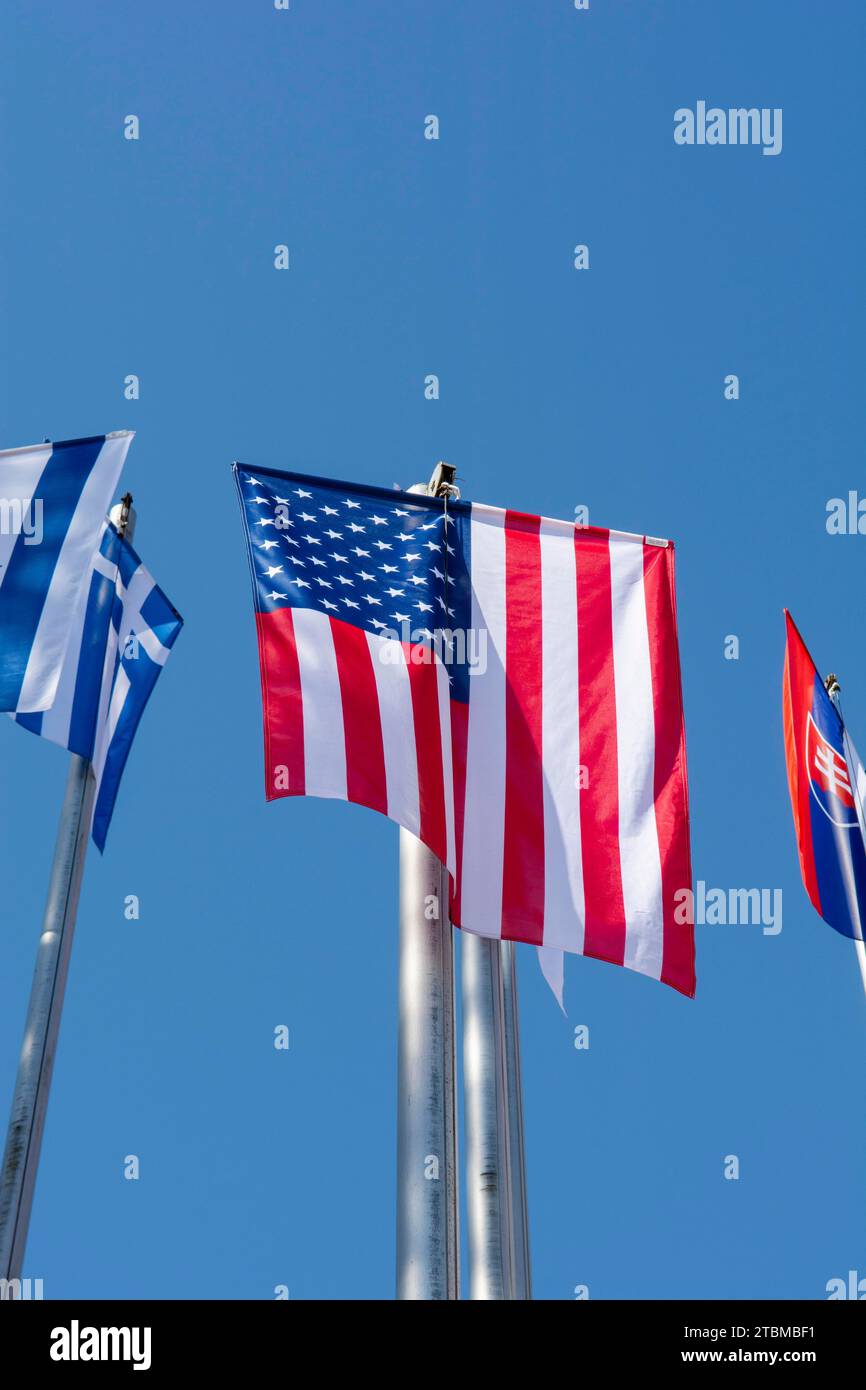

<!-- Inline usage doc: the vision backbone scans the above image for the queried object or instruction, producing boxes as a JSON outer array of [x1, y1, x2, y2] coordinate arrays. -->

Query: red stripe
[[501, 511, 545, 944], [330, 618, 388, 816], [257, 607, 305, 800], [574, 530, 627, 966], [405, 645, 448, 866], [448, 699, 469, 927], [783, 611, 822, 913], [642, 543, 695, 998]]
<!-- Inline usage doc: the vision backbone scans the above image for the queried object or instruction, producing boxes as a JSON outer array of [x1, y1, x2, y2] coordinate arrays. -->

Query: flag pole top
[[110, 492, 135, 539], [825, 672, 841, 700]]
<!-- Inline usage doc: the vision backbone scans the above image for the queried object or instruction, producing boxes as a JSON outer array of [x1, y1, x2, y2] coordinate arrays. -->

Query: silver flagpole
[[825, 673, 866, 1001], [396, 469, 459, 1300], [501, 939, 531, 1298], [462, 932, 513, 1299], [0, 495, 135, 1284]]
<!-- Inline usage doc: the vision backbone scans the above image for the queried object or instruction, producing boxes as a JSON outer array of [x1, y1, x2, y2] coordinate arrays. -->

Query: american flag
[[235, 464, 694, 996]]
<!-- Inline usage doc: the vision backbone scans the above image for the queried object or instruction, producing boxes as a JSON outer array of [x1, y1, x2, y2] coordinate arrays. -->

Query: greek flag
[[14, 521, 183, 850], [0, 433, 133, 714]]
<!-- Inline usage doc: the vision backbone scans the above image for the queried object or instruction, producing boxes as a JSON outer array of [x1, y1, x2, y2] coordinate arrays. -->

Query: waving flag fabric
[[782, 610, 866, 941], [14, 520, 183, 850], [235, 465, 694, 996], [0, 433, 133, 714]]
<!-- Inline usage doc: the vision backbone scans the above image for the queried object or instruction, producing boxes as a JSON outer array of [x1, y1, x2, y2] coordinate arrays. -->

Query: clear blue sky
[[1, 0, 865, 1300]]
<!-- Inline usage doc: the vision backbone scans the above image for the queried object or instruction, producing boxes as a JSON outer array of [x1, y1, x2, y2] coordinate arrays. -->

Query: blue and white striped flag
[[0, 432, 133, 714], [14, 520, 183, 850]]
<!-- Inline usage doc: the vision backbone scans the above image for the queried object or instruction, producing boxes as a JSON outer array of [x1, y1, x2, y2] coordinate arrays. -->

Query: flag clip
[[645, 536, 669, 548]]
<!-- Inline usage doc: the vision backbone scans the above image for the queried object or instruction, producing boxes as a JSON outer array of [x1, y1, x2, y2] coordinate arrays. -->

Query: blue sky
[[1, 0, 865, 1299]]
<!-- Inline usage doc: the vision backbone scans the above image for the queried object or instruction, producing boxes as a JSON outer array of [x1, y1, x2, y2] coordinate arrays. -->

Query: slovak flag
[[782, 611, 866, 941]]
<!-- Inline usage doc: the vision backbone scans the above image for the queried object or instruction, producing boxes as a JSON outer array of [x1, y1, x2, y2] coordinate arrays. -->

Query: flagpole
[[501, 939, 531, 1298], [396, 471, 459, 1300], [825, 673, 866, 1003], [462, 932, 514, 1299], [0, 495, 135, 1284]]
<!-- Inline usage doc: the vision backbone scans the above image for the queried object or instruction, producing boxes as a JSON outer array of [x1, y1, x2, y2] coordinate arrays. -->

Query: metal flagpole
[[501, 939, 531, 1298], [462, 932, 513, 1299], [396, 469, 459, 1300], [0, 495, 135, 1284], [825, 673, 866, 1001]]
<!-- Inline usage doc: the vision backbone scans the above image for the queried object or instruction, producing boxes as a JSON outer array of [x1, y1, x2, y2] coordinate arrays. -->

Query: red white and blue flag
[[783, 610, 866, 941], [235, 465, 695, 996]]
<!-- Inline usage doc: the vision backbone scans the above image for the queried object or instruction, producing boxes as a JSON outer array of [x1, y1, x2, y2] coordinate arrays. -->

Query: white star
[[325, 528, 343, 540], [309, 555, 326, 568], [293, 577, 312, 589], [445, 544, 455, 555], [294, 488, 312, 498], [370, 618, 389, 630], [256, 518, 275, 528], [391, 611, 410, 622], [283, 536, 300, 548], [250, 496, 270, 506], [406, 574, 427, 587], [396, 532, 414, 543], [374, 540, 392, 551], [330, 552, 349, 563], [322, 600, 339, 611], [303, 534, 321, 545], [432, 567, 445, 581], [299, 512, 316, 523], [336, 575, 354, 586], [357, 569, 375, 581], [343, 598, 360, 610], [393, 508, 410, 517], [423, 540, 441, 552], [273, 494, 290, 504], [258, 540, 279, 551], [321, 505, 339, 516], [315, 577, 333, 588], [292, 556, 306, 567], [268, 591, 289, 601], [416, 601, 433, 613], [370, 515, 387, 525], [418, 522, 436, 531], [404, 551, 421, 562], [264, 564, 284, 578], [343, 498, 361, 509], [347, 522, 366, 534], [363, 594, 382, 606], [245, 475, 263, 485], [352, 547, 371, 558], [385, 587, 405, 598], [380, 564, 398, 574]]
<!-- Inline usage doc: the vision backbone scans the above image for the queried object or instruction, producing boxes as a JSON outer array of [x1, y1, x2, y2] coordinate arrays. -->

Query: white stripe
[[609, 536, 664, 980], [367, 633, 420, 839], [17, 434, 132, 713], [38, 522, 115, 748], [0, 445, 52, 579], [91, 664, 131, 814], [293, 606, 347, 801], [539, 521, 585, 952], [434, 653, 456, 880], [460, 506, 507, 938]]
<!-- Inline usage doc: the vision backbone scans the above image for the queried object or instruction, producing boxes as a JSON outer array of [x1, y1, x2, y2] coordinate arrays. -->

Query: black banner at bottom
[[3, 1298, 860, 1374]]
